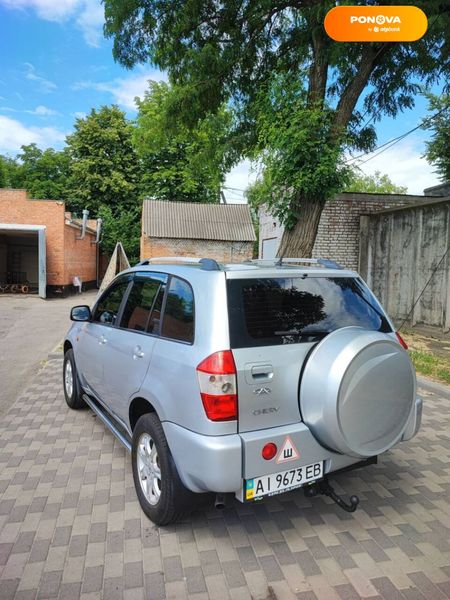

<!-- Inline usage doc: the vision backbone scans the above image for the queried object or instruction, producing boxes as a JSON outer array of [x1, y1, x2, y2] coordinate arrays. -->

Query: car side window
[[161, 277, 194, 343], [93, 280, 130, 326], [147, 283, 166, 334], [120, 278, 162, 332]]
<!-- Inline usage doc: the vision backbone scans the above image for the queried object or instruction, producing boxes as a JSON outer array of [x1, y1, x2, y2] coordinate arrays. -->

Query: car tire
[[132, 413, 198, 525], [63, 349, 85, 409]]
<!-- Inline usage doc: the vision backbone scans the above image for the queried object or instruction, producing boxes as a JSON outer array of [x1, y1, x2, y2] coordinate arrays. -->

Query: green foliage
[[345, 170, 408, 194], [250, 76, 351, 229], [11, 144, 70, 199], [0, 153, 25, 189], [104, 0, 448, 254], [423, 94, 450, 182], [66, 105, 141, 215], [65, 106, 142, 260], [134, 81, 235, 203], [97, 204, 141, 265]]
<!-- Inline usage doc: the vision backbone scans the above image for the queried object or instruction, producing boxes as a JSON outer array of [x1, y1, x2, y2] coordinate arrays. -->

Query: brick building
[[141, 199, 256, 263], [259, 191, 438, 270], [0, 189, 100, 298]]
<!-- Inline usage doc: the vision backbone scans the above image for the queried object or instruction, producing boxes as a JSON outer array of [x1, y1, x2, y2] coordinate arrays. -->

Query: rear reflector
[[197, 351, 238, 421], [396, 332, 408, 350], [262, 443, 277, 460]]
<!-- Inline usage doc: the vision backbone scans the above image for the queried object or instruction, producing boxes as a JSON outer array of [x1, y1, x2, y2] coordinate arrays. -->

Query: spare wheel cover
[[299, 326, 416, 458]]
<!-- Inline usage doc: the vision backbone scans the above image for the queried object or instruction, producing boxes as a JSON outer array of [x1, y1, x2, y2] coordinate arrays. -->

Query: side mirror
[[70, 305, 91, 322]]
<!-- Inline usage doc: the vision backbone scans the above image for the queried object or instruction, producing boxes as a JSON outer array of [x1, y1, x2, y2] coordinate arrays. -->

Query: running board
[[83, 394, 132, 452]]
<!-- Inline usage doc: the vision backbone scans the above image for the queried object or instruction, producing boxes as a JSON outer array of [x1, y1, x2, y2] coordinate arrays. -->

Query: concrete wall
[[259, 192, 429, 269], [141, 236, 253, 263], [0, 189, 97, 289], [359, 198, 450, 330]]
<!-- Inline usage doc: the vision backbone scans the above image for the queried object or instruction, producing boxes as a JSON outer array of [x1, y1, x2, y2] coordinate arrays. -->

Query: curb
[[48, 340, 64, 360], [417, 376, 450, 399]]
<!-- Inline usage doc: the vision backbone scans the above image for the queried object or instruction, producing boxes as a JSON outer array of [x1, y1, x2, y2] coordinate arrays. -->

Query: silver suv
[[63, 257, 422, 525]]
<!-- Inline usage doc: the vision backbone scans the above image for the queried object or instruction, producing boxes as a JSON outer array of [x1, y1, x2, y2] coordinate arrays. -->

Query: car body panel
[[64, 260, 422, 499]]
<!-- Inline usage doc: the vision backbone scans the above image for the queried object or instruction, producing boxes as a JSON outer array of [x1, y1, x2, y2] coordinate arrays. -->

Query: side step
[[83, 394, 132, 452]]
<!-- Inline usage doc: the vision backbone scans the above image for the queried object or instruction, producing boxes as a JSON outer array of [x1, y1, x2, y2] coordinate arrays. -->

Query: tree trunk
[[276, 195, 326, 258]]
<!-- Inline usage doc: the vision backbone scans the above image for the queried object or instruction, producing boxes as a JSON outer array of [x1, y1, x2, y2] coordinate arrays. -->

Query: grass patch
[[407, 348, 450, 385]]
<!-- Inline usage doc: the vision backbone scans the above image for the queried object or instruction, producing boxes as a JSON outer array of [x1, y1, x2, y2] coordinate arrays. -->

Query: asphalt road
[[0, 290, 97, 415]]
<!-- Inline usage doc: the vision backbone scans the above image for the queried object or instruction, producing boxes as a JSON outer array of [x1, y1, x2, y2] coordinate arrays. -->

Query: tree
[[0, 154, 21, 188], [104, 0, 449, 256], [134, 81, 236, 203], [66, 106, 141, 215], [345, 170, 407, 194], [423, 94, 450, 182], [66, 106, 142, 261], [11, 144, 71, 199]]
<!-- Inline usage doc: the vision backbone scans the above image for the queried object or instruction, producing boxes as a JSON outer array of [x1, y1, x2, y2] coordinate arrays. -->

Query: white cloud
[[72, 111, 87, 119], [29, 105, 58, 116], [0, 0, 79, 21], [351, 135, 440, 195], [24, 62, 57, 93], [73, 70, 166, 110], [0, 105, 58, 116], [0, 0, 104, 47], [0, 115, 66, 154], [223, 159, 258, 204], [75, 0, 104, 47]]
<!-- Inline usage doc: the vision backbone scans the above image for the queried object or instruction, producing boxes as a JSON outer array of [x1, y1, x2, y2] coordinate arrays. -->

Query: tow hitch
[[304, 478, 359, 513]]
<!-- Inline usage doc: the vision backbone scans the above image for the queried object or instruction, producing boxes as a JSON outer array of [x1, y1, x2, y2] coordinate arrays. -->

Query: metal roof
[[142, 199, 256, 242]]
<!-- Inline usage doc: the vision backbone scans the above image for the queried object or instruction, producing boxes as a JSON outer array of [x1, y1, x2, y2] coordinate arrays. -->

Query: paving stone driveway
[[1, 357, 450, 600]]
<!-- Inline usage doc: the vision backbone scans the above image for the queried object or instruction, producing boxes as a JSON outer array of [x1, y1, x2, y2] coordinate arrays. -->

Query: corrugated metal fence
[[359, 198, 450, 331]]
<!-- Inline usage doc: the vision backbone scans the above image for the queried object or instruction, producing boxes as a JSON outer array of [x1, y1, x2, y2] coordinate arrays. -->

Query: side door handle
[[133, 345, 145, 359], [99, 335, 107, 345]]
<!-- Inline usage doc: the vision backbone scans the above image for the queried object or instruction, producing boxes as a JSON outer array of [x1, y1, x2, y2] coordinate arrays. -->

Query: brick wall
[[0, 189, 97, 288], [141, 236, 253, 263], [63, 223, 97, 287], [259, 192, 429, 270]]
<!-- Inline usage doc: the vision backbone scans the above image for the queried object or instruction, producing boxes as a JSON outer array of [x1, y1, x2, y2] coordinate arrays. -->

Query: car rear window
[[227, 276, 391, 348]]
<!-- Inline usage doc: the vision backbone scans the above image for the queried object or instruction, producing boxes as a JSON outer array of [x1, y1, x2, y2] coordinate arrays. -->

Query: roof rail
[[135, 257, 222, 271], [245, 258, 343, 269]]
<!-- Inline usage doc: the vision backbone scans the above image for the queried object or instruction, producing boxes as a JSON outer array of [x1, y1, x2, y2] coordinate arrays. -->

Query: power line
[[223, 185, 247, 193], [346, 105, 449, 166]]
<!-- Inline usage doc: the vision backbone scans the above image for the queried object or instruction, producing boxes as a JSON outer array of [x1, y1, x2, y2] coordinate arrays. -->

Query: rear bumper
[[163, 397, 422, 496], [162, 422, 243, 493], [162, 421, 361, 495], [401, 396, 422, 441]]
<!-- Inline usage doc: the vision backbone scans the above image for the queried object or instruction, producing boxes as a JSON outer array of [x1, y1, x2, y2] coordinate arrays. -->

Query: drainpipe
[[76, 209, 89, 240], [93, 218, 103, 288]]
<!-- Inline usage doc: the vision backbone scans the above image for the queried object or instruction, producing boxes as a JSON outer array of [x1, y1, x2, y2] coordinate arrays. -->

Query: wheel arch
[[64, 340, 73, 354], [129, 397, 158, 432]]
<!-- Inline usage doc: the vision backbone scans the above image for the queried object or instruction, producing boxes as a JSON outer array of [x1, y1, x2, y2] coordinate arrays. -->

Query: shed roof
[[142, 199, 256, 242]]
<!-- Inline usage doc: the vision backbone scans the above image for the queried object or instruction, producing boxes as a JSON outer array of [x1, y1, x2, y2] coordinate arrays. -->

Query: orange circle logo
[[324, 6, 428, 42]]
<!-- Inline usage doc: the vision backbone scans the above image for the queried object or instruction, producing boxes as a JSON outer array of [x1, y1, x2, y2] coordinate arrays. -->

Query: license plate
[[245, 461, 323, 501]]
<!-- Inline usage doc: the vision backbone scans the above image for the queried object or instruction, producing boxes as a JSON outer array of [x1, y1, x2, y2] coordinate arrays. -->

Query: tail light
[[396, 332, 408, 350], [197, 350, 237, 421]]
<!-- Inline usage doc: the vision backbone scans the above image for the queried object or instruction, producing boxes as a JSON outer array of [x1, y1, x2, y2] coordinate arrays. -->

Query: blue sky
[[0, 0, 444, 198]]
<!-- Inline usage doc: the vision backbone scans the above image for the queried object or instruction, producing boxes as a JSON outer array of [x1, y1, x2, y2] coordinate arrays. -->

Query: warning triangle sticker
[[276, 436, 300, 464]]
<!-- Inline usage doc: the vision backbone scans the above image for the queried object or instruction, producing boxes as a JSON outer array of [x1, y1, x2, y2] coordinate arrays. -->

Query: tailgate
[[233, 343, 314, 432]]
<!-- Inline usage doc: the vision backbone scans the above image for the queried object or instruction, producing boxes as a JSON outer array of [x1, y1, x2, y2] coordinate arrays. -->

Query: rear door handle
[[99, 335, 107, 345], [133, 345, 145, 359], [251, 364, 273, 380]]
